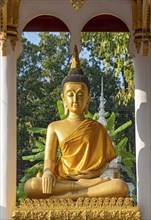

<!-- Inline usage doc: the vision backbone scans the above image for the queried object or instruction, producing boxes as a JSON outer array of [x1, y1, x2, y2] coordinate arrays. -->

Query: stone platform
[[12, 197, 140, 220]]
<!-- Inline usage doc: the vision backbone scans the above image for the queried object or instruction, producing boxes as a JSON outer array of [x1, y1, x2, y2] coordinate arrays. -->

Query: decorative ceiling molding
[[70, 0, 86, 11], [0, 0, 21, 56], [0, 0, 7, 55], [131, 0, 151, 56], [0, 0, 7, 9]]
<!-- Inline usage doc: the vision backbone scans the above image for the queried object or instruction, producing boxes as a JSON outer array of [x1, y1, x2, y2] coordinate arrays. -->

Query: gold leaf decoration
[[0, 0, 7, 9], [70, 0, 86, 11], [131, 0, 151, 56], [12, 197, 141, 220], [0, 0, 21, 56]]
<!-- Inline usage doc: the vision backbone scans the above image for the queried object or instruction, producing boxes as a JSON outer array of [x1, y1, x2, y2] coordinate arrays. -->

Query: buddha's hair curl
[[61, 67, 90, 92]]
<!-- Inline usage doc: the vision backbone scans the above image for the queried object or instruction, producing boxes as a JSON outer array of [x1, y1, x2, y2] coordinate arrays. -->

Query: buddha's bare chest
[[55, 121, 82, 143]]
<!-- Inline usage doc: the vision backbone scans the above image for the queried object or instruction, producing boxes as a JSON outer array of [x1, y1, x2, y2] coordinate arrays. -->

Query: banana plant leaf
[[57, 100, 66, 120], [115, 137, 128, 155], [120, 164, 136, 186], [22, 152, 44, 162], [38, 136, 46, 144], [112, 120, 132, 136], [92, 112, 99, 120], [106, 112, 116, 132], [20, 162, 43, 183], [121, 151, 136, 167], [27, 127, 47, 134], [85, 111, 93, 119], [32, 147, 43, 153], [34, 140, 45, 149]]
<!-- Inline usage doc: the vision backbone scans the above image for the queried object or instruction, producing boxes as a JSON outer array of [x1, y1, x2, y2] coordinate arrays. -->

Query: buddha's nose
[[73, 94, 77, 102]]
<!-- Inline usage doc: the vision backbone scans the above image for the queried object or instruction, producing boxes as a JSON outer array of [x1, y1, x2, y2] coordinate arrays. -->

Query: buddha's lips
[[72, 103, 78, 107]]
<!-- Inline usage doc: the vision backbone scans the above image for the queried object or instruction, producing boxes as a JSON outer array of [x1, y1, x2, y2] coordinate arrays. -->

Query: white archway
[[0, 1, 150, 219]]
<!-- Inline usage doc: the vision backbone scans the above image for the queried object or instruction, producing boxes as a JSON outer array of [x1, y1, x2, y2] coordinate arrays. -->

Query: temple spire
[[97, 77, 107, 126]]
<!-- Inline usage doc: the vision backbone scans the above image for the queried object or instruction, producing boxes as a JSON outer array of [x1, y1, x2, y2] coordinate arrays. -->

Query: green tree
[[81, 32, 134, 104]]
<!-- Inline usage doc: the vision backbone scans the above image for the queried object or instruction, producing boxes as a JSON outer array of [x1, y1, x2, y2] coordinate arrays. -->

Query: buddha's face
[[62, 82, 90, 114]]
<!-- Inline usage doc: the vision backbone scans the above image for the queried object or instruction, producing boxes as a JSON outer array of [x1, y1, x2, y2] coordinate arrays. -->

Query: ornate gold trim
[[131, 0, 151, 56], [0, 0, 21, 56], [70, 0, 86, 10], [0, 0, 7, 55], [143, 0, 151, 56], [0, 31, 7, 55], [12, 197, 140, 220]]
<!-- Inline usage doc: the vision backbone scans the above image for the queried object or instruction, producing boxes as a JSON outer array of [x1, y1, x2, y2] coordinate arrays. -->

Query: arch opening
[[82, 14, 129, 32], [23, 15, 69, 32], [23, 14, 129, 33]]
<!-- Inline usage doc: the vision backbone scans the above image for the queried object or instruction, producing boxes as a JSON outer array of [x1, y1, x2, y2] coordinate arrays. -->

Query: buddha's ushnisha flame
[[71, 45, 81, 69]]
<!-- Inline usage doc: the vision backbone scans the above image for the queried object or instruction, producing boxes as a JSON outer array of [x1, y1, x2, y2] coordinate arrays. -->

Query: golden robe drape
[[55, 119, 116, 180]]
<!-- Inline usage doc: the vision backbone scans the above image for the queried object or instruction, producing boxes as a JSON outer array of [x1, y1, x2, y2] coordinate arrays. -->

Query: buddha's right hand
[[42, 171, 56, 194]]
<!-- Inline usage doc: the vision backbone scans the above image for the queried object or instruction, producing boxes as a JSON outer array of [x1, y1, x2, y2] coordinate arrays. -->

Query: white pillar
[[0, 40, 21, 220], [134, 47, 151, 220]]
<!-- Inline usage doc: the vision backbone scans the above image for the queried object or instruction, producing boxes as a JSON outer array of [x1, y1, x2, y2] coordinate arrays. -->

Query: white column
[[134, 47, 151, 220], [0, 40, 20, 220]]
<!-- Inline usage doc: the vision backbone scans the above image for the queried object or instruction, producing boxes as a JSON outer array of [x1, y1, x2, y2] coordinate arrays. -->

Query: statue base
[[12, 197, 140, 220]]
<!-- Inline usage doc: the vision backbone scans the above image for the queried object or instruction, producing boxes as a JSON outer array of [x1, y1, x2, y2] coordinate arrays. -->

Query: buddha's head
[[61, 46, 91, 116]]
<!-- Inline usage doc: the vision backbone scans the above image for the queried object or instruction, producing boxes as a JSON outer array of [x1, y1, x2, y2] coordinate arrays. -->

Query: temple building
[[0, 0, 150, 219]]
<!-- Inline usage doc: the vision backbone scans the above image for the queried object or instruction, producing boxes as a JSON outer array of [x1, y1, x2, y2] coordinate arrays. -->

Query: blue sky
[[24, 32, 40, 44], [23, 31, 90, 59]]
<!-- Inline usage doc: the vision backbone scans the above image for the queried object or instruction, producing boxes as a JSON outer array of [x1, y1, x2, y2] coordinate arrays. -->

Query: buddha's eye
[[77, 93, 84, 97], [67, 92, 74, 97]]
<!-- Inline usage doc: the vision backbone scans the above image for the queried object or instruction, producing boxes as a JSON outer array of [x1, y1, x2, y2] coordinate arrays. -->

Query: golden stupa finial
[[71, 45, 81, 69]]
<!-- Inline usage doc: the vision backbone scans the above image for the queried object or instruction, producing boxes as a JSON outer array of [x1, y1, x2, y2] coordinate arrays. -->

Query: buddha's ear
[[61, 93, 67, 106], [61, 93, 64, 102], [88, 93, 91, 103], [84, 94, 91, 115], [61, 93, 69, 116]]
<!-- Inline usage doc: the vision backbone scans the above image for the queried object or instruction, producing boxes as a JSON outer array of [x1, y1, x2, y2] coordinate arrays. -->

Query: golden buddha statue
[[24, 46, 129, 200]]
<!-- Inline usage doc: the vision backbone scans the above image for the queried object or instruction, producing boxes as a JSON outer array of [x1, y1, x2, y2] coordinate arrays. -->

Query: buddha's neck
[[67, 112, 85, 122]]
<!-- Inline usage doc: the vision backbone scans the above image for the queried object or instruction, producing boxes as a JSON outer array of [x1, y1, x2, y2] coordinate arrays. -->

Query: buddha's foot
[[49, 192, 73, 199], [77, 177, 110, 188]]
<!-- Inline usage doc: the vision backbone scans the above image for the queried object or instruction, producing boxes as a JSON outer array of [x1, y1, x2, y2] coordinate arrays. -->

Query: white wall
[[134, 46, 151, 220]]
